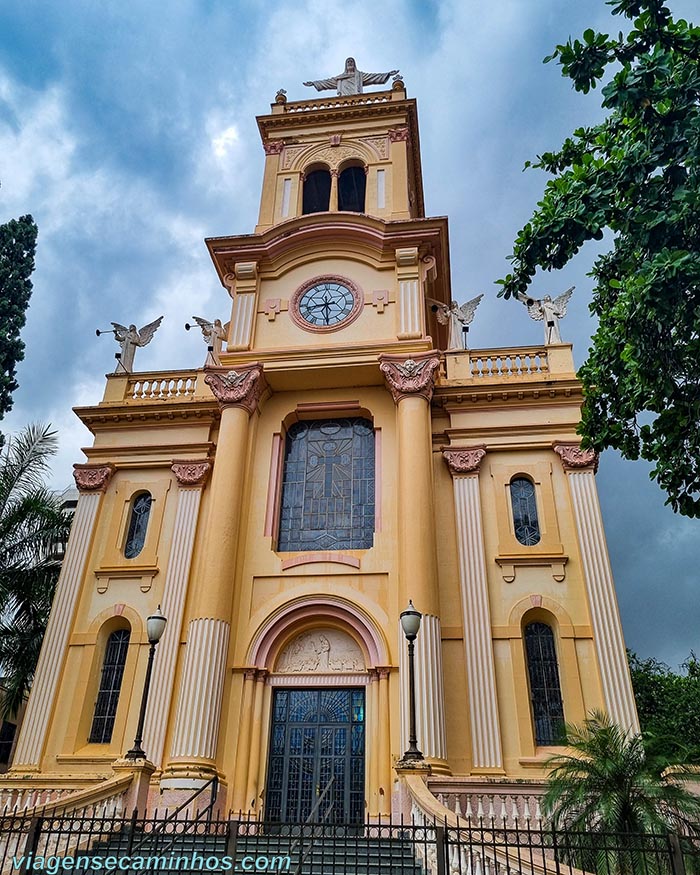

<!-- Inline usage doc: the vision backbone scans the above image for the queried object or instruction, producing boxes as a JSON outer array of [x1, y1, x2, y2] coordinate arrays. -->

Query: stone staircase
[[92, 826, 427, 874]]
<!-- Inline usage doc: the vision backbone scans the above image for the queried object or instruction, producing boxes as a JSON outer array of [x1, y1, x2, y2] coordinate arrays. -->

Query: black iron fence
[[1, 807, 699, 875]]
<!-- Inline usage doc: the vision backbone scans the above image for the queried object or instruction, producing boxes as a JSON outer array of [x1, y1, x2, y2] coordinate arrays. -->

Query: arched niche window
[[510, 477, 541, 545], [524, 621, 565, 745], [88, 628, 131, 744], [278, 418, 375, 552], [124, 491, 152, 559], [302, 169, 331, 214], [338, 165, 366, 213]]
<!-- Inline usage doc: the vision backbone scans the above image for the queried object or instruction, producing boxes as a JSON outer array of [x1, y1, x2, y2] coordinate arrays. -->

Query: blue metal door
[[265, 688, 365, 823]]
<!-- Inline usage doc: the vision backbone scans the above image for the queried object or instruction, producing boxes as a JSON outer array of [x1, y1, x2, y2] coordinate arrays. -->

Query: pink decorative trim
[[171, 460, 211, 487], [374, 428, 382, 533], [329, 134, 342, 147], [263, 140, 284, 155], [378, 352, 440, 403], [530, 595, 543, 607], [264, 434, 283, 537], [249, 597, 387, 669], [204, 363, 266, 413], [281, 553, 361, 570], [443, 445, 487, 475], [553, 442, 599, 472], [388, 126, 410, 143], [114, 604, 125, 616], [288, 274, 364, 334], [73, 463, 115, 492]]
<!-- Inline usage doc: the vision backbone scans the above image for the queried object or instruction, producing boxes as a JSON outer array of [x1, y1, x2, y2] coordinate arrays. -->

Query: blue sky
[[1, 0, 698, 667]]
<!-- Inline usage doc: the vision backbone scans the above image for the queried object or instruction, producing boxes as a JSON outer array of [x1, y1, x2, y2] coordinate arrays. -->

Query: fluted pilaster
[[562, 461, 639, 733], [12, 465, 113, 768], [444, 447, 503, 770], [170, 618, 230, 760], [142, 461, 210, 768]]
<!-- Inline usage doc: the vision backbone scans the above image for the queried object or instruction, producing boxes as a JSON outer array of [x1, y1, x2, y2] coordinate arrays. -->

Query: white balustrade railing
[[127, 374, 197, 401], [469, 350, 549, 379], [436, 791, 544, 829]]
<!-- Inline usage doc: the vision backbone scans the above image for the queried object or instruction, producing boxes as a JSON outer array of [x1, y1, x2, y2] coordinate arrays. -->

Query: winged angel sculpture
[[516, 287, 574, 344], [109, 317, 163, 372], [186, 315, 227, 366], [427, 294, 483, 350]]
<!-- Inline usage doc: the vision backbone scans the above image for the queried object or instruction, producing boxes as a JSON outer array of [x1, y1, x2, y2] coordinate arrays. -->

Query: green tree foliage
[[629, 649, 700, 761], [498, 0, 700, 516], [0, 424, 70, 718], [544, 712, 700, 871], [0, 216, 38, 432]]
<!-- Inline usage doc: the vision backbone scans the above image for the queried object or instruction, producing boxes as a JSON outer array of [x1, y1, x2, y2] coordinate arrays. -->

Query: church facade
[[4, 72, 638, 821]]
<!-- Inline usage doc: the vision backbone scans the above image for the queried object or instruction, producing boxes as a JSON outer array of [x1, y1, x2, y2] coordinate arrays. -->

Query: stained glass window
[[89, 629, 130, 744], [278, 418, 375, 552], [124, 492, 152, 559], [524, 622, 565, 745], [510, 477, 541, 546]]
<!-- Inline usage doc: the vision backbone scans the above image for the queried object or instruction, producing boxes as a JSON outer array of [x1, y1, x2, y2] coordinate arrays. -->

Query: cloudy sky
[[1, 0, 697, 668]]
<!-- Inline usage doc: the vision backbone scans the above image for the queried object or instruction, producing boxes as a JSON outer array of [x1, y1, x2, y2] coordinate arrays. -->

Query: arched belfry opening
[[338, 164, 366, 212], [302, 167, 331, 214]]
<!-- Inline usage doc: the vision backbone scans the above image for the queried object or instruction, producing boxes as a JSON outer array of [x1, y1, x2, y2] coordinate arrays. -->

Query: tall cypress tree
[[0, 215, 38, 440]]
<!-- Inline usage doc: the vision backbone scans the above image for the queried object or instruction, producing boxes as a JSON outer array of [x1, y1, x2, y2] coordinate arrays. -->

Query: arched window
[[524, 622, 565, 745], [278, 418, 375, 552], [338, 166, 366, 212], [302, 169, 331, 214], [510, 477, 540, 545], [89, 629, 131, 744], [124, 492, 152, 559]]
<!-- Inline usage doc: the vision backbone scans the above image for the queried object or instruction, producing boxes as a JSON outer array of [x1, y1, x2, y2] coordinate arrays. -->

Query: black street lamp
[[125, 606, 167, 760], [400, 600, 424, 763]]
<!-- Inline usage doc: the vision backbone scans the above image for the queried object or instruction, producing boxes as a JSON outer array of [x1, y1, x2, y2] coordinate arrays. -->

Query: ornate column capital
[[73, 463, 115, 493], [171, 460, 212, 488], [443, 445, 487, 475], [204, 364, 267, 414], [379, 352, 440, 404], [553, 442, 599, 473], [388, 126, 410, 143], [263, 140, 284, 156]]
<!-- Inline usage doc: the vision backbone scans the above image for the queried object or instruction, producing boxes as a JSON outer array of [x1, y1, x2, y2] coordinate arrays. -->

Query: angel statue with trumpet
[[516, 286, 574, 344], [185, 316, 228, 366], [96, 316, 163, 372], [427, 294, 484, 350]]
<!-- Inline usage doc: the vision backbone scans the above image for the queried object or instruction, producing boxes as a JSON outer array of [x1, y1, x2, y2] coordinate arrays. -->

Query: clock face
[[297, 281, 357, 327]]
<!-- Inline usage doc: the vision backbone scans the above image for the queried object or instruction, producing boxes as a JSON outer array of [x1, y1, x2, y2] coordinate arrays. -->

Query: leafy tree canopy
[[498, 0, 700, 516], [0, 215, 38, 433], [0, 423, 70, 718], [628, 649, 700, 761]]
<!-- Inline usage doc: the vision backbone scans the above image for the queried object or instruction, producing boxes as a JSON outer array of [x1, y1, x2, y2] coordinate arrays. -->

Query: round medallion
[[290, 276, 363, 332]]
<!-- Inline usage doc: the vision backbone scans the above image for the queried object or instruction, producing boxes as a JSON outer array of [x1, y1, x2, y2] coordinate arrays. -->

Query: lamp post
[[125, 606, 167, 760], [400, 600, 424, 763]]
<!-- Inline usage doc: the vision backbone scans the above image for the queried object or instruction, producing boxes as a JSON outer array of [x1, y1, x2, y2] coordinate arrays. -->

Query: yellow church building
[[2, 66, 638, 824]]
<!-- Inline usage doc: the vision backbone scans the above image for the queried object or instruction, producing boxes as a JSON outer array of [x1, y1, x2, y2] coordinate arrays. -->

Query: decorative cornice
[[379, 353, 440, 404], [171, 460, 212, 488], [73, 463, 115, 493], [443, 446, 487, 475], [204, 364, 267, 414], [553, 442, 599, 473]]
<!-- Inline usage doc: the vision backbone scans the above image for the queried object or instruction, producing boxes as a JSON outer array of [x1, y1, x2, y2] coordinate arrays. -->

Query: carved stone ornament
[[171, 460, 212, 488], [388, 126, 410, 143], [204, 364, 266, 414], [553, 442, 599, 472], [263, 140, 285, 155], [379, 354, 440, 403], [276, 629, 365, 674], [443, 446, 487, 475], [73, 463, 115, 492]]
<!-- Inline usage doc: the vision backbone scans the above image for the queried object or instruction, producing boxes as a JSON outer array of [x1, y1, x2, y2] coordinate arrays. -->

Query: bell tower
[[255, 76, 424, 230]]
